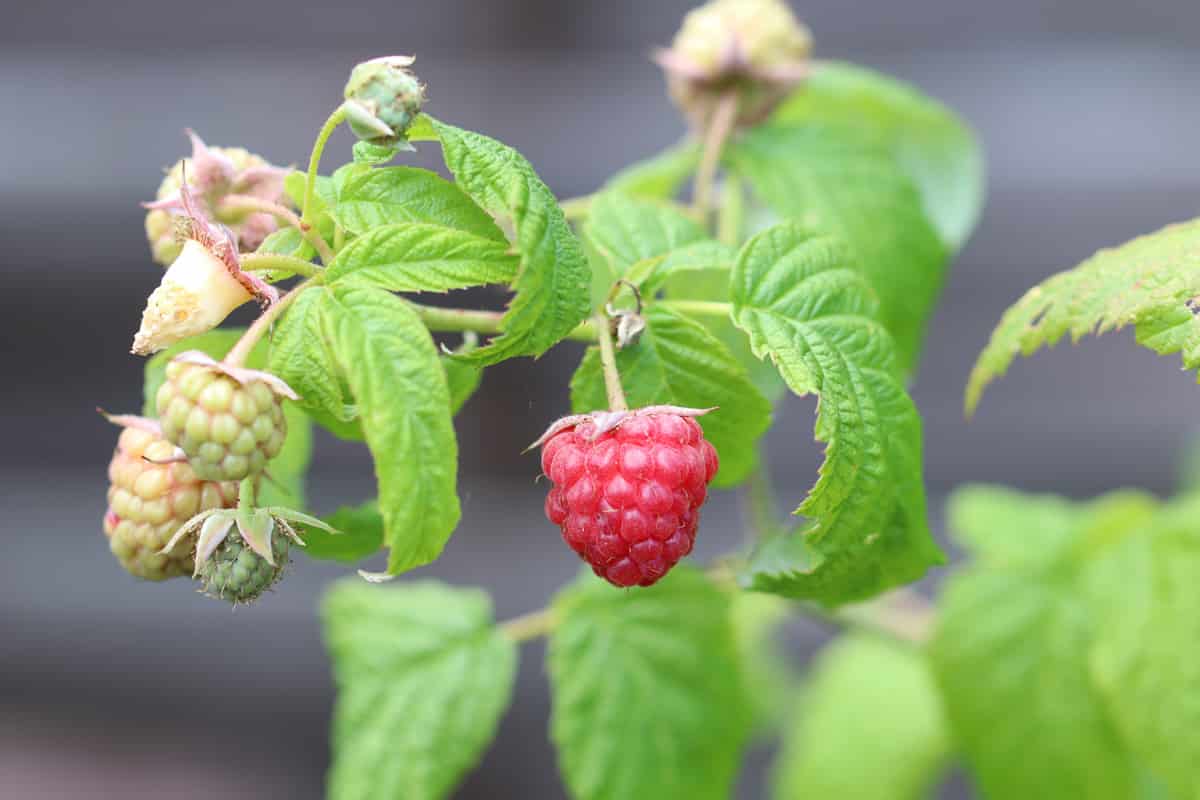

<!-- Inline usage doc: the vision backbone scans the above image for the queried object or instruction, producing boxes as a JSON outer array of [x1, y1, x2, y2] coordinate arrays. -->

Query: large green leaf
[[569, 305, 771, 487], [409, 116, 591, 364], [305, 285, 460, 573], [329, 166, 507, 240], [268, 287, 360, 436], [966, 218, 1200, 414], [1090, 495, 1200, 799], [548, 567, 748, 800], [947, 484, 1158, 570], [323, 222, 518, 293], [932, 566, 1143, 800], [731, 223, 941, 604], [728, 123, 947, 374], [772, 634, 949, 800], [583, 191, 707, 277], [323, 581, 516, 800], [774, 62, 984, 252]]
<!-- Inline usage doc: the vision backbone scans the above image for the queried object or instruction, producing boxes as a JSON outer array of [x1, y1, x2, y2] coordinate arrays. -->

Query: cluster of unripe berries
[[102, 354, 294, 603]]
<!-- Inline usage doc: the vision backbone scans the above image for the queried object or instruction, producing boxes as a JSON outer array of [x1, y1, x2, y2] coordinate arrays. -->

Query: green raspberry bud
[[343, 55, 425, 142], [656, 0, 812, 128], [103, 415, 238, 580], [198, 527, 290, 604], [155, 352, 298, 482]]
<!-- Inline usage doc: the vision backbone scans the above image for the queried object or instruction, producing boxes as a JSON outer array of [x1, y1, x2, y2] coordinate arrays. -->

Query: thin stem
[[500, 606, 561, 643], [660, 299, 731, 319], [240, 252, 323, 279], [301, 105, 347, 226], [593, 312, 628, 411], [408, 303, 595, 342], [692, 90, 739, 224], [717, 172, 744, 247], [225, 278, 315, 367], [220, 195, 334, 264]]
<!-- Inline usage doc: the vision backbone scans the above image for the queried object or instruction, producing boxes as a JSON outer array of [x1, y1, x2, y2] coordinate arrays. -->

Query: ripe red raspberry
[[537, 407, 718, 587]]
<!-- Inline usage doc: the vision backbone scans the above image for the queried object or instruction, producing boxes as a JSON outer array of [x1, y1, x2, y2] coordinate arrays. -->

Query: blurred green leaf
[[324, 580, 516, 800], [547, 567, 749, 800], [772, 634, 949, 800]]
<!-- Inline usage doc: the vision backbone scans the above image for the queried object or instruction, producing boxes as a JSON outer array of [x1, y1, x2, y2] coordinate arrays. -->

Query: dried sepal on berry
[[132, 184, 279, 356], [655, 0, 812, 128], [160, 505, 331, 604], [535, 406, 720, 588], [155, 351, 298, 482], [101, 412, 238, 581], [144, 129, 291, 265]]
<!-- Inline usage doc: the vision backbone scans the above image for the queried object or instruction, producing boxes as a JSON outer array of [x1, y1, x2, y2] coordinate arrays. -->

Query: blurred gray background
[[3, 0, 1199, 797]]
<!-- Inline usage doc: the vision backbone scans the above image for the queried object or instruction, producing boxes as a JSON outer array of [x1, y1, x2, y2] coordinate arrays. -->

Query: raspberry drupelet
[[538, 407, 718, 587]]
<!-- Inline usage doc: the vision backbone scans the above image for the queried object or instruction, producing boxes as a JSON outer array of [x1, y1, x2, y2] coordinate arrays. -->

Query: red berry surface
[[540, 412, 718, 587]]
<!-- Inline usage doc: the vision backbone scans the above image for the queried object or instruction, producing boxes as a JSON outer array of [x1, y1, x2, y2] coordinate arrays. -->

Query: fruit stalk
[[593, 312, 628, 412], [301, 106, 348, 226], [225, 279, 314, 367], [691, 89, 739, 222]]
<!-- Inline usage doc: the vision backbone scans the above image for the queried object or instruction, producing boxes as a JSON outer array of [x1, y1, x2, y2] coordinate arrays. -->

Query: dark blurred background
[[3, 1, 1200, 797]]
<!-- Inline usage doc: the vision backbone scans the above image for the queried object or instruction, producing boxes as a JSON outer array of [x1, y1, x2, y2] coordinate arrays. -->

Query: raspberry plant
[[118, 0, 1200, 796]]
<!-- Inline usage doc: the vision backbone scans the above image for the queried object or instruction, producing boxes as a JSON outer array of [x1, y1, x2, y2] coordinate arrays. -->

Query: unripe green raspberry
[[197, 528, 289, 603], [103, 419, 238, 580], [156, 354, 295, 482], [343, 55, 425, 142]]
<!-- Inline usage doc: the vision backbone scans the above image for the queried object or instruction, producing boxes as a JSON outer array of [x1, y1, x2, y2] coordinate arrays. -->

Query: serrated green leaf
[[569, 305, 771, 487], [774, 62, 984, 252], [409, 116, 591, 364], [323, 222, 518, 293], [330, 166, 506, 240], [351, 139, 401, 165], [323, 580, 516, 800], [548, 567, 749, 800], [1090, 495, 1200, 799], [772, 634, 949, 800], [932, 566, 1143, 800], [308, 284, 460, 573], [729, 123, 947, 374], [268, 287, 356, 424], [731, 223, 941, 604], [605, 140, 701, 201], [967, 218, 1200, 414], [300, 501, 385, 563], [583, 191, 707, 278]]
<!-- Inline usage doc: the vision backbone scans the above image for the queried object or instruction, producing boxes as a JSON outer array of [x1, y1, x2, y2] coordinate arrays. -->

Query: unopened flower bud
[[343, 55, 425, 142], [656, 0, 813, 128], [144, 130, 290, 266], [132, 239, 253, 355]]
